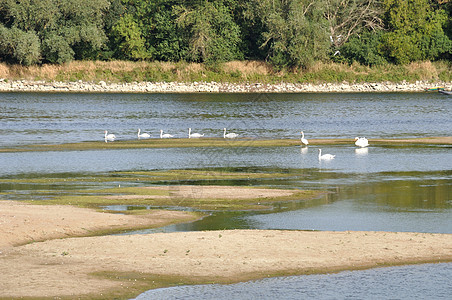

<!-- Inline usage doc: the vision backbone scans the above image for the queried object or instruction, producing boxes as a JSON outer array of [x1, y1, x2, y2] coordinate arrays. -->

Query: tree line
[[0, 0, 451, 69]]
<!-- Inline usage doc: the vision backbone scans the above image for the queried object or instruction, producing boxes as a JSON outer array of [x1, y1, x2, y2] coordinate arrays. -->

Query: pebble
[[0, 80, 450, 93]]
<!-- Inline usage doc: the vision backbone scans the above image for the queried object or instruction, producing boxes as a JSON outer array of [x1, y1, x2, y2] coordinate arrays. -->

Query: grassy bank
[[1, 60, 451, 84]]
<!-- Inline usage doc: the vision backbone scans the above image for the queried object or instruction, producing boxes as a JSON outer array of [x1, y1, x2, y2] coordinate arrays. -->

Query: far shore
[[1, 198, 451, 299], [0, 79, 451, 93]]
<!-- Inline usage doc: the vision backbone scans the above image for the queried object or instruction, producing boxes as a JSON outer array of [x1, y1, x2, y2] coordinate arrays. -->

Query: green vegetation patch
[[115, 169, 293, 181], [35, 185, 324, 211], [6, 138, 300, 152], [1, 168, 294, 186], [3, 137, 450, 153], [8, 167, 323, 211]]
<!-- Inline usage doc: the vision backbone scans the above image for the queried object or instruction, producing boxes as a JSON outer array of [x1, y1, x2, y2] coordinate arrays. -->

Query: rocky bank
[[0, 79, 451, 93]]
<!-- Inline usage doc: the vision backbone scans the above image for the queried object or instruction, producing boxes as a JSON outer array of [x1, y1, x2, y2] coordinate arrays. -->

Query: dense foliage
[[0, 0, 451, 68]]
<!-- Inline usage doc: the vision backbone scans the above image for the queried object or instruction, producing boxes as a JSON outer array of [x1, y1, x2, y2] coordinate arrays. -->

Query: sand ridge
[[1, 229, 451, 298], [0, 200, 199, 250], [1, 192, 451, 298]]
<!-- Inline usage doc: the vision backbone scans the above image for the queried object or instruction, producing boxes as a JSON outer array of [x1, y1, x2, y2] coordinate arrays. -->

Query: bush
[[0, 26, 41, 65], [42, 34, 75, 64], [340, 32, 387, 66]]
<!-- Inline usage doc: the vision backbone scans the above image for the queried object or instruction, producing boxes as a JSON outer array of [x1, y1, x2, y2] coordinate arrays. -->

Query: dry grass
[[404, 61, 439, 80], [0, 63, 10, 78], [183, 62, 204, 73], [0, 60, 450, 83], [223, 60, 271, 76]]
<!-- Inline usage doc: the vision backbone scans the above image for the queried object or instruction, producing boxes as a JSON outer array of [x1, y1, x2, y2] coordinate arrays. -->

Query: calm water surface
[[0, 92, 451, 299], [135, 263, 452, 300], [1, 92, 451, 146]]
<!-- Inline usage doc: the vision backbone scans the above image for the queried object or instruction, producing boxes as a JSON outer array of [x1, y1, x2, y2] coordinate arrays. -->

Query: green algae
[[35, 185, 324, 211], [1, 136, 450, 153], [4, 168, 323, 211]]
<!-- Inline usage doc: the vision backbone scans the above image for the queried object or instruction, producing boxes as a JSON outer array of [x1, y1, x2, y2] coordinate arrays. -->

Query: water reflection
[[300, 146, 308, 155], [107, 169, 451, 235], [354, 147, 368, 156], [248, 176, 452, 233]]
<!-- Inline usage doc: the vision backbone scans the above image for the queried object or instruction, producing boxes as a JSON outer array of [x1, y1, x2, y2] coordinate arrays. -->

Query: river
[[0, 91, 451, 299]]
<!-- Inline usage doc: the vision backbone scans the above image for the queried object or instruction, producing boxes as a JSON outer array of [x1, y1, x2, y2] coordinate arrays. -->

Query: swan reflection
[[355, 147, 369, 156]]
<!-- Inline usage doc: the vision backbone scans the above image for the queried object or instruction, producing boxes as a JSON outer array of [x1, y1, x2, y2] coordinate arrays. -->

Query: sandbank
[[1, 136, 451, 153], [0, 200, 451, 299], [0, 200, 200, 249]]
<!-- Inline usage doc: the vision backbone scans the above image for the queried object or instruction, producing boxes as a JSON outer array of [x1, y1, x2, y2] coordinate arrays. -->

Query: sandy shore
[[0, 200, 199, 250], [0, 79, 451, 93], [0, 200, 451, 299]]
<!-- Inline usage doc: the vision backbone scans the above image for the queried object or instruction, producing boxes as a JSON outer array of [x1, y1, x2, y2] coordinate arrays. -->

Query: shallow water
[[1, 144, 451, 175], [0, 92, 451, 299], [134, 263, 452, 300]]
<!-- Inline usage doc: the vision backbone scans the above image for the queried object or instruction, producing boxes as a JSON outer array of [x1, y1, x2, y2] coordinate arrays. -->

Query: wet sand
[[1, 199, 451, 299]]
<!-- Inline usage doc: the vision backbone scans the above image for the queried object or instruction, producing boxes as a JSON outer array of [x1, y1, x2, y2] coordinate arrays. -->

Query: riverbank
[[1, 199, 451, 299], [1, 78, 451, 93]]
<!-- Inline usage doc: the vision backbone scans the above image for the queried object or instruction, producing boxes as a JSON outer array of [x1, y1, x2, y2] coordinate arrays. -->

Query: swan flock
[[103, 129, 371, 162]]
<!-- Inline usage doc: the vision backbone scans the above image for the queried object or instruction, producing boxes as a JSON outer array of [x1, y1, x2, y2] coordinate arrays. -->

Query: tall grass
[[0, 60, 450, 83]]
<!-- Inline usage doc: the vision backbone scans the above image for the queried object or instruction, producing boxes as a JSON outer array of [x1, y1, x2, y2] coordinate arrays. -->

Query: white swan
[[188, 128, 204, 138], [223, 128, 238, 139], [318, 149, 335, 160], [137, 129, 151, 139], [354, 137, 369, 147], [160, 129, 174, 138], [300, 131, 309, 145], [104, 130, 116, 143]]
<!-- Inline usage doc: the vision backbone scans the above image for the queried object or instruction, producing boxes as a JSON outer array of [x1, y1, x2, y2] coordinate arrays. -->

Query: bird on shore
[[137, 129, 151, 139], [354, 137, 369, 147], [188, 128, 204, 138], [104, 131, 116, 143], [300, 131, 309, 146], [223, 128, 238, 139], [160, 129, 174, 138], [318, 149, 335, 160]]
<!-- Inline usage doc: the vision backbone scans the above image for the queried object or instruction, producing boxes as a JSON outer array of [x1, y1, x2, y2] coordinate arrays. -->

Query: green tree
[[120, 0, 188, 61], [0, 0, 110, 64], [0, 24, 41, 65], [380, 0, 452, 64], [340, 31, 387, 66], [245, 0, 330, 69], [111, 13, 149, 60], [175, 0, 243, 64], [323, 0, 384, 48]]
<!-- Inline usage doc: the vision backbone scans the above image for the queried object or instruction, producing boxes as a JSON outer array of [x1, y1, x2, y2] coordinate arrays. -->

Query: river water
[[0, 92, 451, 299]]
